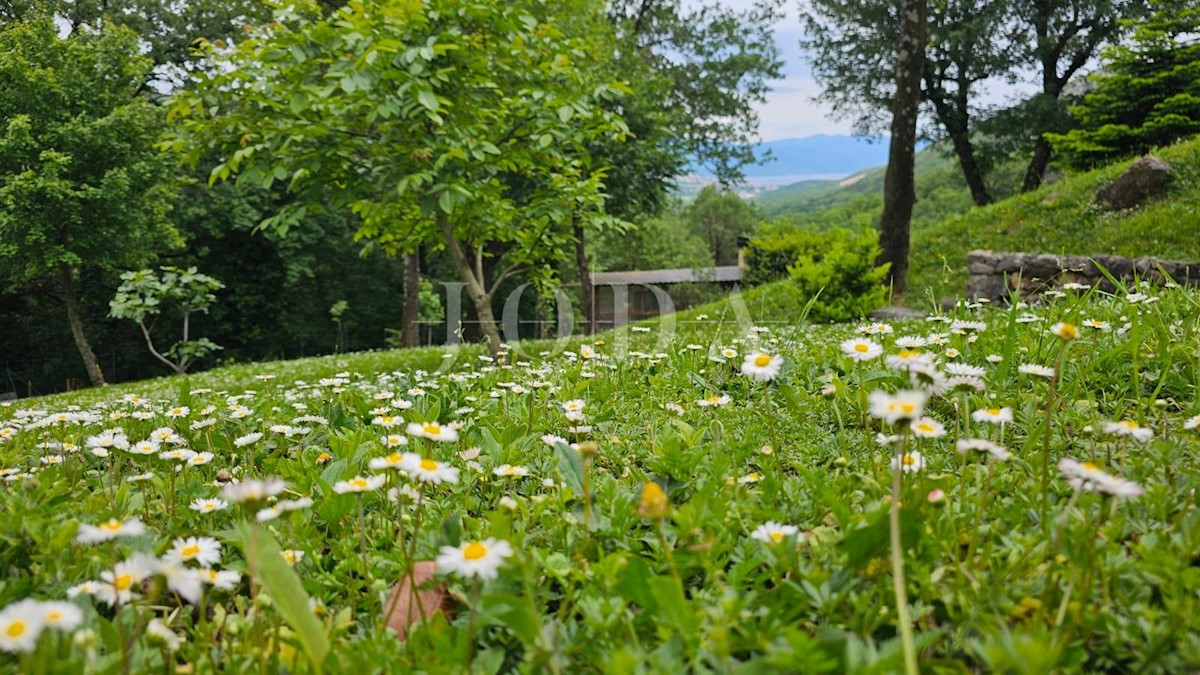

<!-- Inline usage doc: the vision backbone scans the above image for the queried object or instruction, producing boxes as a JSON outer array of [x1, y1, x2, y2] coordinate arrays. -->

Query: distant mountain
[[688, 134, 892, 179]]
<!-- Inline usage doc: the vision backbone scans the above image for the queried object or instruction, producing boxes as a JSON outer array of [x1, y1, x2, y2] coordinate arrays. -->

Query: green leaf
[[840, 505, 922, 569], [477, 592, 541, 647], [237, 522, 330, 670], [417, 89, 438, 112]]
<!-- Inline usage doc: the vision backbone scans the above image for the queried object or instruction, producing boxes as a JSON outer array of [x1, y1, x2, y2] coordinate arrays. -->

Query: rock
[[385, 561, 455, 640], [1096, 156, 1173, 210], [869, 306, 927, 320]]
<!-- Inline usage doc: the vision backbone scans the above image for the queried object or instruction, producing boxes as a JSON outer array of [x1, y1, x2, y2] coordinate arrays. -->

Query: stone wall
[[965, 250, 1200, 302]]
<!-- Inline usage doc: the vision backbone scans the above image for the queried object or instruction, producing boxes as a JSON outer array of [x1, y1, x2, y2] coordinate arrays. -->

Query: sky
[[747, 3, 852, 141], [730, 1, 1041, 142]]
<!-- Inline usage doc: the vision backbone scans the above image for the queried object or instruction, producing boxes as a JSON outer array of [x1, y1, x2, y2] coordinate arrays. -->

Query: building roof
[[590, 266, 743, 285]]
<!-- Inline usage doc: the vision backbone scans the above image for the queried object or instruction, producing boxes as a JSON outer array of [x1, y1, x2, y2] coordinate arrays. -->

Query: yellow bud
[[637, 481, 669, 519]]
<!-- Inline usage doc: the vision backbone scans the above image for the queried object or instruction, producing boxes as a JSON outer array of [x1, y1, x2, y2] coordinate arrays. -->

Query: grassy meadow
[[2, 279, 1200, 672]]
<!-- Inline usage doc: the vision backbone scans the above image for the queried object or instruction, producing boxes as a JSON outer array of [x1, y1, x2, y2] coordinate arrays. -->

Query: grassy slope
[[754, 135, 1200, 305], [753, 145, 964, 221], [908, 137, 1200, 303]]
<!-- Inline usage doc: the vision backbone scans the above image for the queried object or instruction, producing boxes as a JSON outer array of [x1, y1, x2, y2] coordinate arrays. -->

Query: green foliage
[[0, 18, 179, 284], [787, 228, 890, 322], [1048, 5, 1200, 168], [417, 278, 445, 324], [110, 266, 224, 374], [684, 186, 759, 266], [742, 229, 829, 286], [590, 211, 714, 272], [909, 135, 1200, 300], [237, 523, 331, 670]]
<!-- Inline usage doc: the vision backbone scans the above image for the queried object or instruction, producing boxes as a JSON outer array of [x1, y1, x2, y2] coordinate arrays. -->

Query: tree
[[877, 0, 927, 300], [566, 0, 783, 333], [167, 0, 627, 355], [1014, 0, 1150, 190], [1047, 4, 1200, 168], [684, 187, 759, 266], [0, 19, 179, 387], [109, 266, 223, 374], [800, 0, 1017, 206]]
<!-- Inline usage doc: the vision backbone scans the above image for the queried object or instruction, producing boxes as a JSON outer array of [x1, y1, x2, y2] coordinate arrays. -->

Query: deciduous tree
[[0, 19, 179, 387], [167, 0, 627, 355]]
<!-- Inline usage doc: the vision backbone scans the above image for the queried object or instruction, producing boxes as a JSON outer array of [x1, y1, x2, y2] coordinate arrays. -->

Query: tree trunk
[[437, 213, 503, 356], [573, 215, 595, 335], [1021, 136, 1054, 192], [59, 264, 106, 387], [877, 0, 928, 299], [949, 126, 990, 206], [401, 252, 421, 348]]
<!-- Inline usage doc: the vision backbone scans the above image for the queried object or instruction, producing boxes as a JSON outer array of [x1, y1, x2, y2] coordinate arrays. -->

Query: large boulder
[[1096, 156, 1174, 210]]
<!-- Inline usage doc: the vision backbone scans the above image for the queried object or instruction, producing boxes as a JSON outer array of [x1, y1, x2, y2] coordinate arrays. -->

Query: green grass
[[754, 135, 1200, 307], [909, 137, 1200, 301], [3, 277, 1200, 671]]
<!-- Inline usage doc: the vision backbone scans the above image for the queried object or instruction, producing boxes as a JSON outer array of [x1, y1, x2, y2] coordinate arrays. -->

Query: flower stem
[[890, 432, 919, 675]]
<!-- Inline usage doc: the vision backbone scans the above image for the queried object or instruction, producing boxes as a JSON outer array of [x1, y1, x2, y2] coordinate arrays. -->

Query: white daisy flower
[[741, 352, 783, 381], [0, 600, 44, 653], [406, 421, 459, 443], [972, 407, 1013, 424], [955, 438, 1010, 461], [840, 338, 883, 361], [165, 536, 222, 567], [400, 454, 460, 484], [77, 517, 146, 544], [189, 498, 229, 513], [222, 477, 287, 504], [1104, 420, 1153, 442], [909, 417, 946, 439], [492, 464, 531, 478], [891, 450, 925, 473], [749, 521, 801, 544], [333, 475, 386, 494], [435, 538, 513, 580], [868, 390, 927, 424]]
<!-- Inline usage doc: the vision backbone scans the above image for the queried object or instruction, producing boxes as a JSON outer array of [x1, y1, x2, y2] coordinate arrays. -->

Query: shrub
[[787, 228, 890, 322], [742, 229, 828, 286]]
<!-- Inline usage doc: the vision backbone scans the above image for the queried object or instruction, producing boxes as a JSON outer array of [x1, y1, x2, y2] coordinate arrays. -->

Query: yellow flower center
[[902, 455, 916, 466], [382, 416, 394, 424], [753, 354, 772, 367], [422, 423, 440, 435], [1058, 324, 1078, 340], [769, 531, 785, 542], [1081, 462, 1098, 471], [917, 423, 933, 433], [282, 551, 297, 564], [463, 542, 488, 560], [386, 453, 403, 463], [6, 621, 26, 638], [101, 520, 122, 532], [987, 408, 1001, 415], [854, 343, 869, 352], [208, 570, 219, 581], [46, 611, 61, 622], [419, 458, 438, 471], [351, 478, 369, 489], [899, 402, 915, 414], [707, 395, 721, 403], [181, 545, 201, 558], [114, 574, 133, 591], [898, 350, 918, 359], [1119, 421, 1139, 429]]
